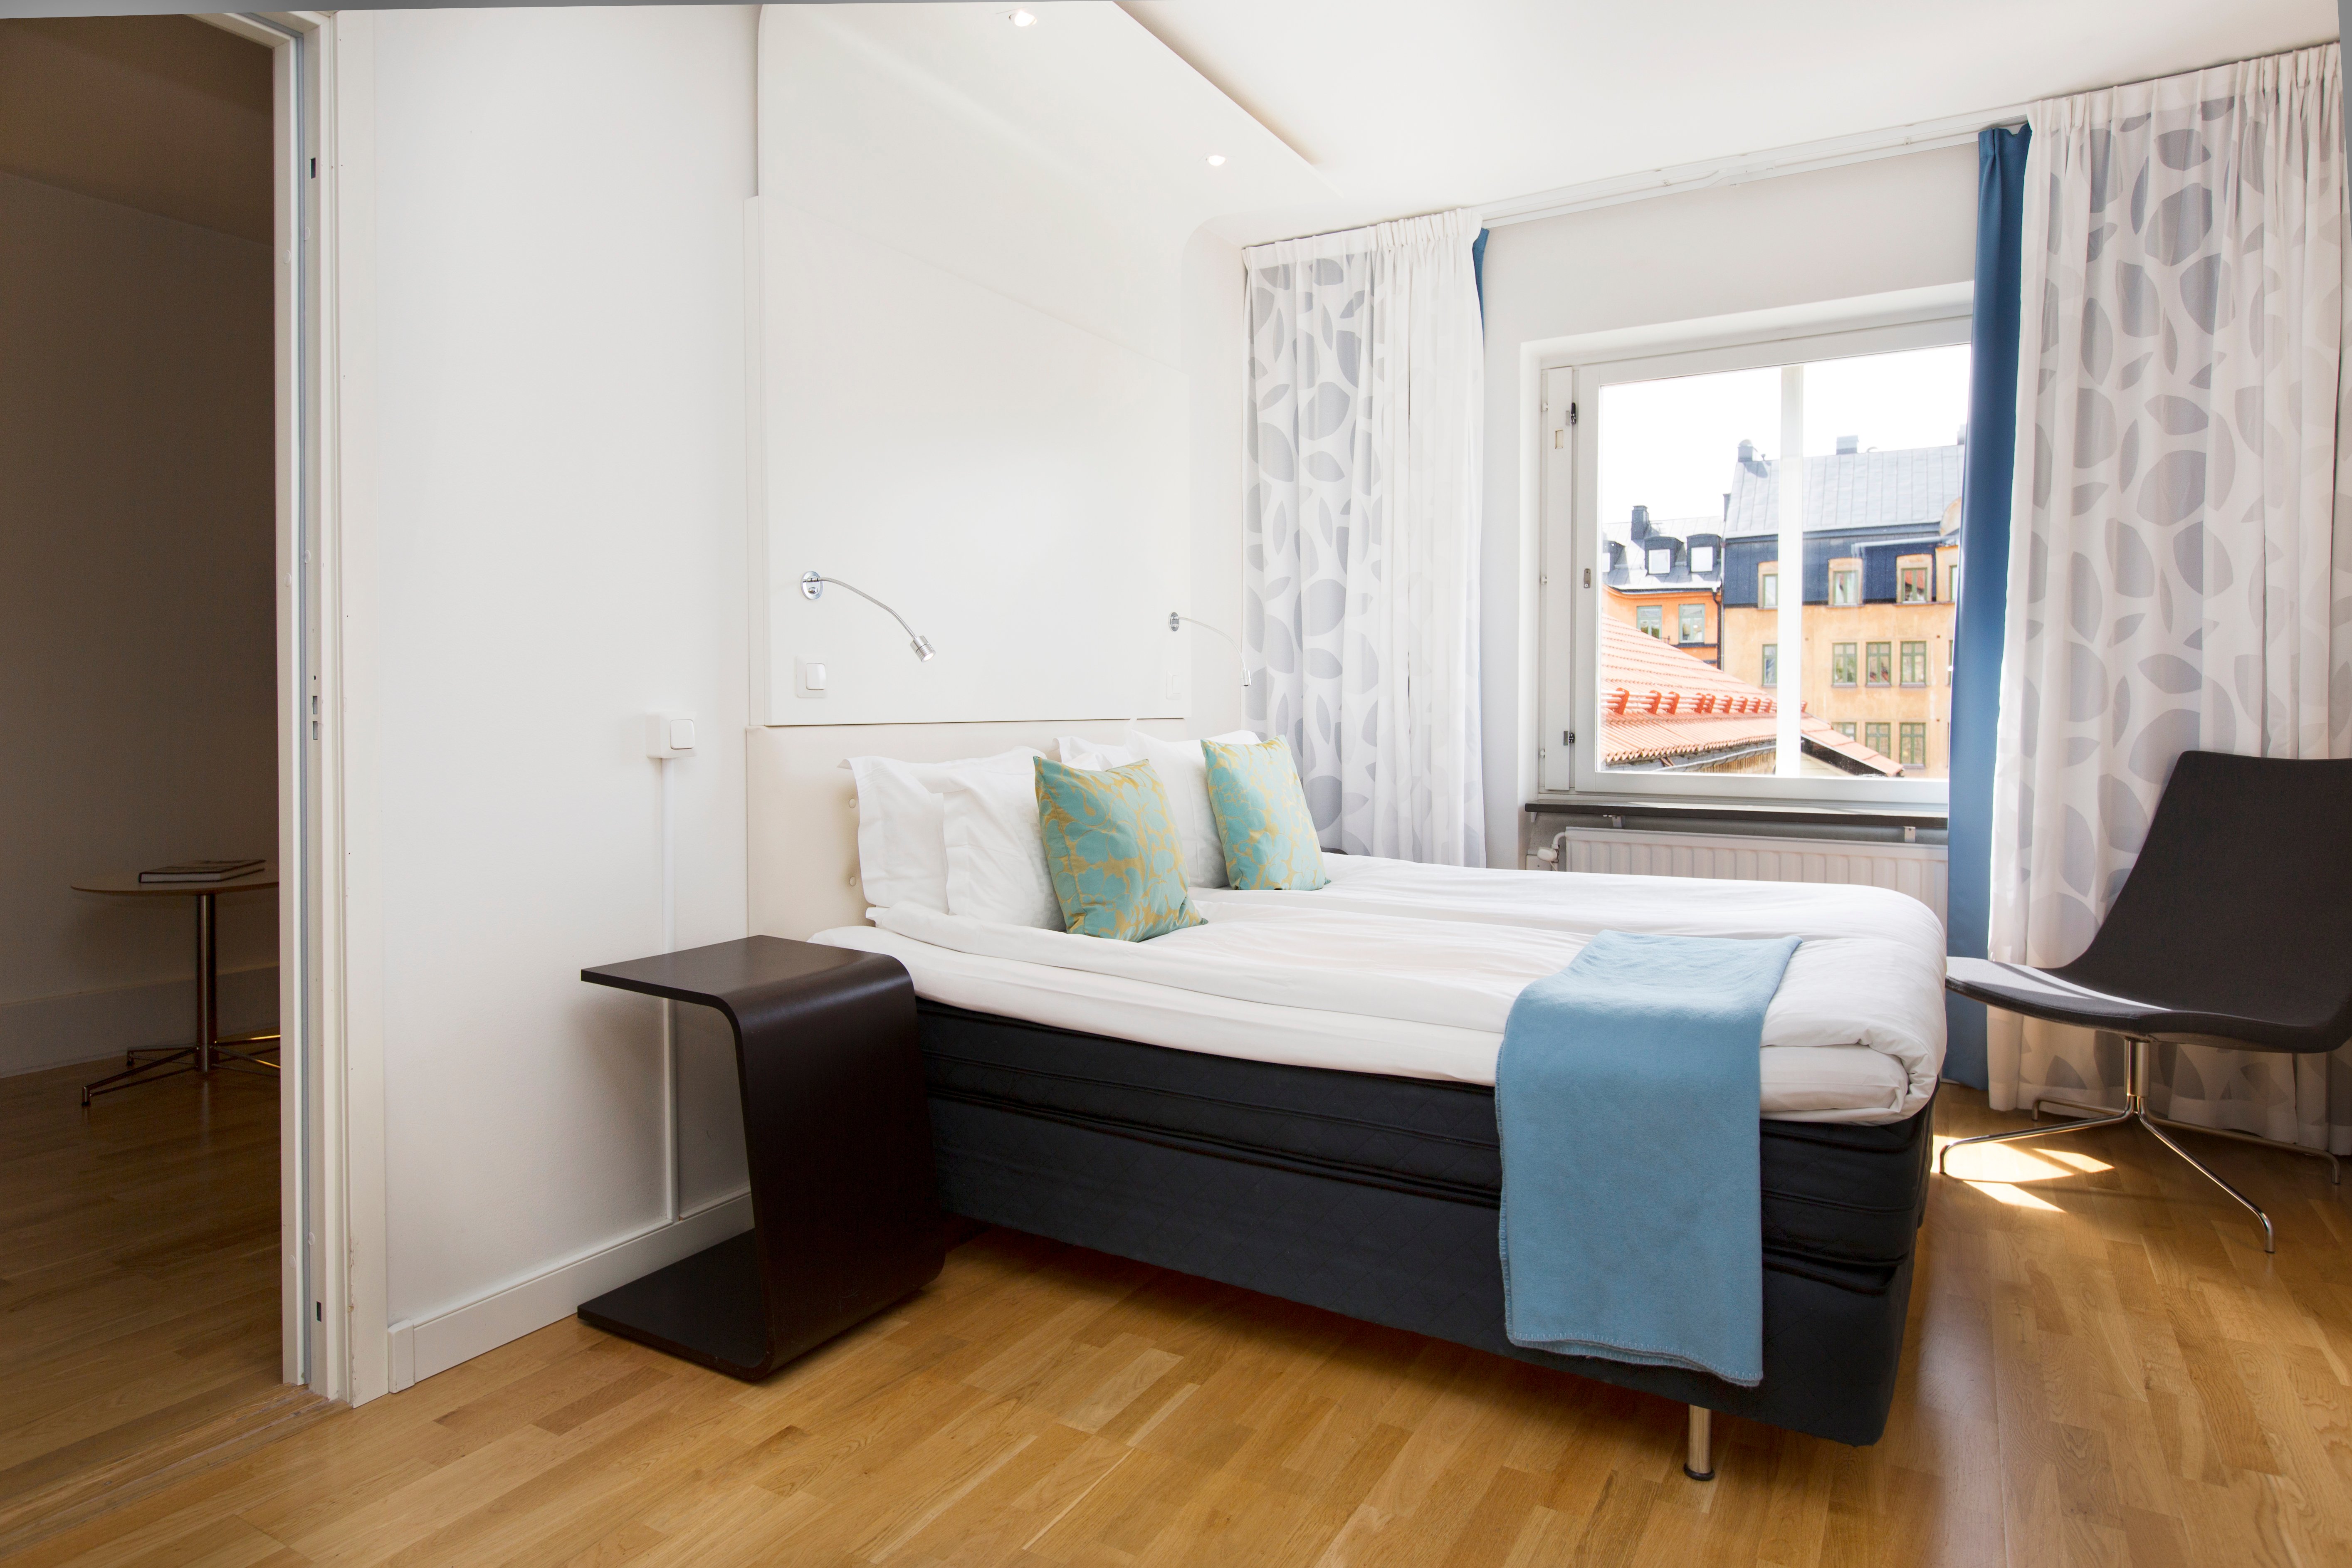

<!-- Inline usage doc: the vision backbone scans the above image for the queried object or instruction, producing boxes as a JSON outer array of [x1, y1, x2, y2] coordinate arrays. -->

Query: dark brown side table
[[72, 868, 280, 1106], [575, 936, 944, 1380]]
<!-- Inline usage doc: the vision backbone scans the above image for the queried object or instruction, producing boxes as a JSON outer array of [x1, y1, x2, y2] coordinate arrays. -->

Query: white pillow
[[843, 749, 1038, 911], [941, 765, 1062, 928], [1057, 735, 1139, 770], [1124, 726, 1259, 887]]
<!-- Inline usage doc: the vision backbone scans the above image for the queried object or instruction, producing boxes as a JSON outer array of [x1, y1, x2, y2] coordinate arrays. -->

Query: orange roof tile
[[1599, 618, 1902, 776]]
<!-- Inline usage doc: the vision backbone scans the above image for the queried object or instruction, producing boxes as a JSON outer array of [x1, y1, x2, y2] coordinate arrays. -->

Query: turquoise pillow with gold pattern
[[1034, 758, 1206, 941], [1202, 738, 1329, 891]]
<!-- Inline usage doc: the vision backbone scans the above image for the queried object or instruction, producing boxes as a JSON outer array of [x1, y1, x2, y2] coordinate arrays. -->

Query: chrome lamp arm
[[1169, 612, 1250, 687], [801, 572, 935, 661]]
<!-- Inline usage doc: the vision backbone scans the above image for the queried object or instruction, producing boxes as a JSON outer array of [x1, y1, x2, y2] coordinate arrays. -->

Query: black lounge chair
[[1941, 750, 2352, 1252]]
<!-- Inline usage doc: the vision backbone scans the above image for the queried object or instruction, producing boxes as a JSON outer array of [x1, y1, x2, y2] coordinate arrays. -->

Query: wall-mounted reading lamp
[[1170, 611, 1249, 687], [801, 571, 935, 661]]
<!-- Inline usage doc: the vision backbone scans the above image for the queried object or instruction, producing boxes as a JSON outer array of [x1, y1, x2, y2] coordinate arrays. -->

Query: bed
[[812, 853, 1946, 1451]]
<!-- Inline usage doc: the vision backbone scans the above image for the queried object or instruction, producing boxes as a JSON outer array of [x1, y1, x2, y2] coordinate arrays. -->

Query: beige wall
[[0, 17, 275, 1076]]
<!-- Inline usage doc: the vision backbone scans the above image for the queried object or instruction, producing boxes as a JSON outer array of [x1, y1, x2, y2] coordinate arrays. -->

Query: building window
[[1835, 721, 1857, 740], [1947, 562, 1962, 603], [1865, 721, 1891, 755], [1560, 308, 1968, 801], [1900, 640, 1927, 685], [1898, 723, 1927, 767]]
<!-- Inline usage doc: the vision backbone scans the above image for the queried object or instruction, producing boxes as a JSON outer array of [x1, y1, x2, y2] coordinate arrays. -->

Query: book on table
[[138, 859, 266, 884]]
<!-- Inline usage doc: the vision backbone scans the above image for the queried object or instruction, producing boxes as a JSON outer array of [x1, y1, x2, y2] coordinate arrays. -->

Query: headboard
[[745, 718, 1193, 940]]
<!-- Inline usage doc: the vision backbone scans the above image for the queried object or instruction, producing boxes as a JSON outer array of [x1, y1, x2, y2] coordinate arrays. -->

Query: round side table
[[70, 868, 280, 1106]]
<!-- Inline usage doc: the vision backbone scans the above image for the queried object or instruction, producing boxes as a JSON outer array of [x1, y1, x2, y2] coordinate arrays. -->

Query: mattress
[[816, 874, 1942, 1121]]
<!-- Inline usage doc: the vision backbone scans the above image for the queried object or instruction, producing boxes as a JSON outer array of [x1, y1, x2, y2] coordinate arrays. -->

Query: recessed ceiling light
[[1009, 8, 1036, 25], [1206, 154, 1227, 167]]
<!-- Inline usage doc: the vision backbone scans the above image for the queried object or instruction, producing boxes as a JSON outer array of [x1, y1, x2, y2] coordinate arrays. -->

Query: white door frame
[[195, 8, 388, 1408]]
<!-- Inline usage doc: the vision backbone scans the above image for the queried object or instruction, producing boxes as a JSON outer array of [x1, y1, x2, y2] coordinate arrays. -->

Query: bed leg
[[1683, 1405, 1715, 1481]]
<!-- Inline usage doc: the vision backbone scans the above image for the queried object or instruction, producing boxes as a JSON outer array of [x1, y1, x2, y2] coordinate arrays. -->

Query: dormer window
[[1690, 545, 1716, 573], [1646, 547, 1673, 574]]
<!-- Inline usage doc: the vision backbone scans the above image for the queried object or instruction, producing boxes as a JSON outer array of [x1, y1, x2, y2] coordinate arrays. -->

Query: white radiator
[[1528, 827, 1948, 929]]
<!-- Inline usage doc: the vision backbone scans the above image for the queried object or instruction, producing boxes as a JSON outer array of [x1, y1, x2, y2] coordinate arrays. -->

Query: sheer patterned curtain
[[1990, 44, 2352, 1153], [1242, 209, 1485, 865]]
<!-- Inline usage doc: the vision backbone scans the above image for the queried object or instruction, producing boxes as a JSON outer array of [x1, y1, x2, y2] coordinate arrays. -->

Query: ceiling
[[1113, 0, 2336, 237]]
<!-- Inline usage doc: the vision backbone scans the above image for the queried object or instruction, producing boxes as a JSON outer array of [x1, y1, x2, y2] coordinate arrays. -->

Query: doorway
[[0, 10, 327, 1538]]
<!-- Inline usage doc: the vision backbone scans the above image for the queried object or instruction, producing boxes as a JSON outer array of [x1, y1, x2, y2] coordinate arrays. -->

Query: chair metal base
[[1937, 1038, 2300, 1255]]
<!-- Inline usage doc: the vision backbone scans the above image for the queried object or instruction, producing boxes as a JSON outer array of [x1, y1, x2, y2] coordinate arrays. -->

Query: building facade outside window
[[1898, 722, 1926, 767], [1551, 308, 1967, 799]]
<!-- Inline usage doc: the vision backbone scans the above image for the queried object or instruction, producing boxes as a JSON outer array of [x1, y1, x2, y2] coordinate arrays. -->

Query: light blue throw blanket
[[1497, 929, 1800, 1387]]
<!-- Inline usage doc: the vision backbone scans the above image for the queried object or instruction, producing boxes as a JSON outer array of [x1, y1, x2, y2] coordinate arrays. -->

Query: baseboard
[[392, 1192, 754, 1390], [0, 965, 279, 1079]]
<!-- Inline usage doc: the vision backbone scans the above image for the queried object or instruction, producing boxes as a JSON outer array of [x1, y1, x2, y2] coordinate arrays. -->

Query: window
[[1898, 560, 1931, 603], [1834, 721, 1857, 740], [1900, 640, 1927, 685], [1864, 721, 1891, 756], [1554, 304, 1969, 802], [1898, 723, 1927, 767], [1947, 562, 1962, 603]]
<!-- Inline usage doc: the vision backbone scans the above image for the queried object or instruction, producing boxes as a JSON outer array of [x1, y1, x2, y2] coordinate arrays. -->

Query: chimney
[[1737, 440, 1755, 464], [1836, 435, 1859, 455], [1630, 504, 1650, 538]]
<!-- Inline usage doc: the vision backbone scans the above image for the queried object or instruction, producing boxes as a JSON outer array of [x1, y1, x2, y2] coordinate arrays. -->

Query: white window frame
[[1534, 284, 1971, 807]]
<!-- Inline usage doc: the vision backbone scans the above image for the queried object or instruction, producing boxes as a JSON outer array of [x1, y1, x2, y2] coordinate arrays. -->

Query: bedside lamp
[[801, 572, 935, 661], [1170, 611, 1250, 687]]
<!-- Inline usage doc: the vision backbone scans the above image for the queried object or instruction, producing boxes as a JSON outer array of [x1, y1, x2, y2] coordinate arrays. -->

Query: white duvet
[[815, 857, 1946, 1122]]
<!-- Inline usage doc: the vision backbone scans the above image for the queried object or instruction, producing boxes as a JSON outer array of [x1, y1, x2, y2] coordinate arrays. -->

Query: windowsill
[[1525, 794, 1949, 842]]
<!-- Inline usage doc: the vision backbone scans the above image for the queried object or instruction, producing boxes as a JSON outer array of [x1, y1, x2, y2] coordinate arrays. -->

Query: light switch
[[667, 718, 696, 751], [804, 662, 827, 692], [793, 657, 828, 700]]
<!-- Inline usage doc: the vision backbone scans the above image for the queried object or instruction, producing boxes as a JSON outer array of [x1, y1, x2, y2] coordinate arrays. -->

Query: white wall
[[364, 5, 758, 1346], [0, 167, 277, 1077], [1475, 146, 1980, 861]]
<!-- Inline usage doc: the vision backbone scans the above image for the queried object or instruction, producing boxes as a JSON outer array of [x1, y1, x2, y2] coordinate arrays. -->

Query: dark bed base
[[917, 1000, 1933, 1450]]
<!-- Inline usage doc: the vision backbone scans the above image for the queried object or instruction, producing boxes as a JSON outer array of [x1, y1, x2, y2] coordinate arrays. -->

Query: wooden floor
[[14, 1088, 2352, 1568], [0, 1059, 289, 1535]]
